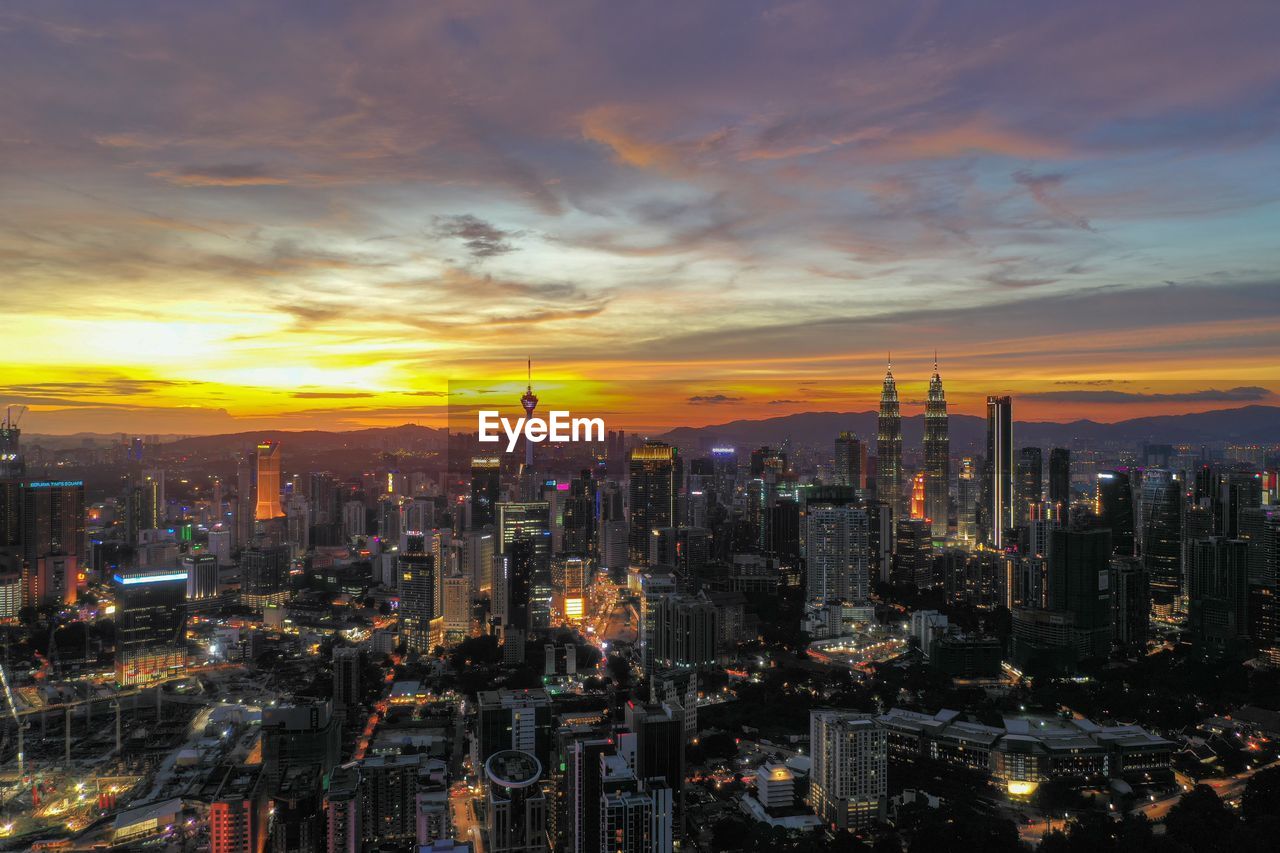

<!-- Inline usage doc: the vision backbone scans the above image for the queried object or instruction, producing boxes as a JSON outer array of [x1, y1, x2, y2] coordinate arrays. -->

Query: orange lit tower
[[910, 472, 926, 521], [254, 440, 285, 521]]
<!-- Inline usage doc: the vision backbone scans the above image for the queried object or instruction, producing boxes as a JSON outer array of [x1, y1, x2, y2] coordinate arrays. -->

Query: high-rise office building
[[876, 361, 903, 518], [598, 754, 672, 853], [1111, 557, 1150, 653], [359, 754, 419, 846], [1048, 448, 1071, 512], [270, 765, 323, 853], [1096, 471, 1135, 558], [956, 456, 979, 547], [477, 689, 553, 769], [485, 750, 546, 853], [235, 452, 255, 547], [0, 410, 22, 479], [808, 710, 887, 830], [1047, 528, 1113, 660], [834, 432, 864, 491], [629, 443, 680, 566], [497, 502, 551, 630], [323, 765, 361, 853], [141, 469, 166, 529], [623, 701, 685, 836], [710, 447, 738, 509], [114, 569, 188, 686], [1188, 537, 1250, 660], [398, 552, 436, 654], [471, 457, 501, 529], [923, 358, 950, 539], [984, 396, 1013, 549], [650, 592, 718, 669], [241, 544, 290, 611], [208, 764, 269, 853], [4, 479, 86, 604], [260, 702, 341, 794], [1015, 447, 1043, 527], [183, 552, 219, 602], [805, 504, 869, 603], [254, 440, 285, 521], [332, 646, 362, 710], [894, 518, 933, 589], [1141, 470, 1183, 608]]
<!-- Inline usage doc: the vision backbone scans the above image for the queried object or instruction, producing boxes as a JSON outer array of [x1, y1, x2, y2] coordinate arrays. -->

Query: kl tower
[[520, 359, 538, 499]]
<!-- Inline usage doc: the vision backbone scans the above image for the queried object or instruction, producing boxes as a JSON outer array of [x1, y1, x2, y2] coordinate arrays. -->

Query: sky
[[2, 1, 1279, 434]]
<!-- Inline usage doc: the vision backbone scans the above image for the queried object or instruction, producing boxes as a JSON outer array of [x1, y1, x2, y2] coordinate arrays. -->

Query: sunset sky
[[2, 2, 1279, 434]]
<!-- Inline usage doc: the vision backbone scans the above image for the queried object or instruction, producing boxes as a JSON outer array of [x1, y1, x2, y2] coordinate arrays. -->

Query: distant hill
[[26, 405, 1279, 457], [159, 424, 448, 455], [657, 405, 1280, 451]]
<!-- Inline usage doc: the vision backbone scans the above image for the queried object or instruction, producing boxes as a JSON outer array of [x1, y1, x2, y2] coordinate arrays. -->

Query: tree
[[699, 732, 739, 760], [1164, 785, 1240, 853], [711, 816, 751, 852], [1242, 765, 1280, 824], [450, 634, 499, 669], [606, 654, 632, 688]]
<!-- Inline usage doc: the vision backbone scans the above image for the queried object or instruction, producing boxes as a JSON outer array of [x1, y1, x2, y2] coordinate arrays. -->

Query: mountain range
[[25, 405, 1279, 455]]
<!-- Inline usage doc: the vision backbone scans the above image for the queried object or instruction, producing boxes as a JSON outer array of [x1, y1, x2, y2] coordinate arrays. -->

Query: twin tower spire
[[876, 354, 950, 537]]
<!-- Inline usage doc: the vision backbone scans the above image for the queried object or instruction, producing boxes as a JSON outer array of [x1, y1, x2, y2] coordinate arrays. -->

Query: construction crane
[[1, 405, 26, 430]]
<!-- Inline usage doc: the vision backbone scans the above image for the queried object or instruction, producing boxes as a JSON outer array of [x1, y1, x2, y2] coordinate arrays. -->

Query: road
[[451, 782, 484, 853], [1137, 759, 1280, 821]]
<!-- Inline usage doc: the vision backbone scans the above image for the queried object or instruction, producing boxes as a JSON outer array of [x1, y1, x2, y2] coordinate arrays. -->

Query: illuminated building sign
[[27, 480, 84, 488], [114, 572, 188, 585]]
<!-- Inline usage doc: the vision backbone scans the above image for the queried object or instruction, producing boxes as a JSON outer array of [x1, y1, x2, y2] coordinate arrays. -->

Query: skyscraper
[[477, 689, 553, 768], [497, 502, 552, 629], [808, 710, 887, 830], [1096, 471, 1135, 558], [984, 396, 1013, 549], [485, 750, 546, 853], [398, 551, 436, 654], [0, 408, 23, 479], [1015, 447, 1043, 527], [114, 569, 188, 685], [876, 360, 903, 518], [208, 764, 269, 853], [241, 543, 290, 611], [956, 456, 979, 546], [254, 440, 285, 521], [1141, 470, 1183, 609], [805, 504, 869, 603], [623, 701, 686, 836], [1048, 448, 1071, 512], [834, 432, 864, 491], [1188, 537, 1250, 660], [628, 443, 679, 566], [471, 456, 501, 529], [1047, 528, 1113, 660], [183, 552, 219, 601], [923, 357, 949, 539], [332, 646, 362, 710]]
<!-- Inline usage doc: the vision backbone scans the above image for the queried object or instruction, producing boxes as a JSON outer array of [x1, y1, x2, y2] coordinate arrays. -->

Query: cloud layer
[[1, 2, 1278, 432]]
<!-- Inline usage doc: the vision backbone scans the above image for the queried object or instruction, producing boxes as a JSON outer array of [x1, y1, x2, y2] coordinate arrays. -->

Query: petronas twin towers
[[876, 356, 949, 537]]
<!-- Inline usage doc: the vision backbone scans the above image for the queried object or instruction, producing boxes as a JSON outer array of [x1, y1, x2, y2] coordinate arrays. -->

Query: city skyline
[[3, 6, 1280, 853], [2, 2, 1279, 433]]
